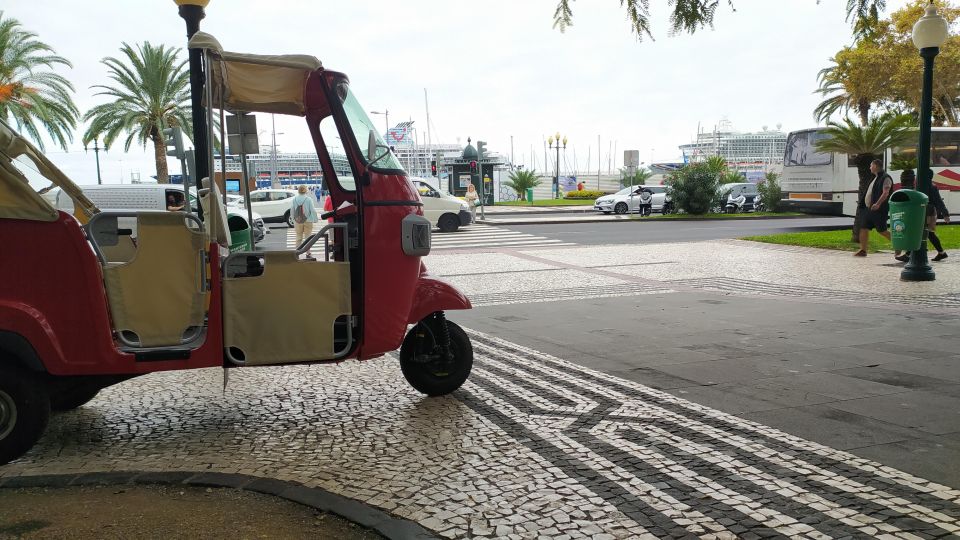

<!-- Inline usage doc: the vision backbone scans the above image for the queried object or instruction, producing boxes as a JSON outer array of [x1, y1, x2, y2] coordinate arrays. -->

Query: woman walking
[[465, 183, 480, 223]]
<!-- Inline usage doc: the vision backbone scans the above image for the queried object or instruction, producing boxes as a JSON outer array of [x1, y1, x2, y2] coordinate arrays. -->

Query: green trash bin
[[526, 188, 534, 203], [227, 212, 254, 253], [888, 189, 929, 251]]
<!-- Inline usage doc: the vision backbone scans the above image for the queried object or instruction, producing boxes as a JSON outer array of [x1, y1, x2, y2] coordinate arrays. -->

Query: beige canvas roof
[[0, 120, 98, 223], [189, 32, 322, 116]]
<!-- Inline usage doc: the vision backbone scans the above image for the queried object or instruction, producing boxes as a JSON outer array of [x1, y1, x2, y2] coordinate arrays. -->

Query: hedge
[[564, 190, 607, 199]]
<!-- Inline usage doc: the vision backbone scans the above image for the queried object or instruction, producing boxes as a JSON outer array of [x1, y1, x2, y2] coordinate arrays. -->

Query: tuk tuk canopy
[[0, 120, 98, 223], [188, 32, 322, 117]]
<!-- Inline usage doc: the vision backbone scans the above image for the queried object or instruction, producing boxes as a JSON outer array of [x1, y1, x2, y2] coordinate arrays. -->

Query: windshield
[[784, 130, 832, 167], [334, 79, 403, 171]]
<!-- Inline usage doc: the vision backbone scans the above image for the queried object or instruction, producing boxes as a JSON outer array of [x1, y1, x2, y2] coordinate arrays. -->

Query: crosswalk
[[430, 223, 574, 251], [285, 224, 574, 252]]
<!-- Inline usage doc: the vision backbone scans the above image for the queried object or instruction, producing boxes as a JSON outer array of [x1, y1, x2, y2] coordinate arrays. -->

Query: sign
[[459, 174, 472, 188], [226, 113, 259, 154], [386, 124, 415, 147], [559, 176, 578, 192], [624, 150, 640, 168]]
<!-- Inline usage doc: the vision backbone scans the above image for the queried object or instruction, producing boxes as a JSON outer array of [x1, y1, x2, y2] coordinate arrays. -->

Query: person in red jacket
[[323, 194, 334, 223]]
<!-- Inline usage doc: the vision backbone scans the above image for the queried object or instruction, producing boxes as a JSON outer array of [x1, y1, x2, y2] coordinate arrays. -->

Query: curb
[[0, 471, 438, 540], [477, 215, 839, 226]]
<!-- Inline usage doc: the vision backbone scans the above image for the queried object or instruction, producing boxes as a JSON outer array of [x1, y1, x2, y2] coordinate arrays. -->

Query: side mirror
[[367, 130, 377, 161]]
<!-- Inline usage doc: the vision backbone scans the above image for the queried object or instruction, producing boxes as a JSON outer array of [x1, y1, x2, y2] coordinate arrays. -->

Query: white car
[[594, 185, 669, 215], [248, 189, 299, 226], [411, 179, 473, 232], [224, 194, 268, 241]]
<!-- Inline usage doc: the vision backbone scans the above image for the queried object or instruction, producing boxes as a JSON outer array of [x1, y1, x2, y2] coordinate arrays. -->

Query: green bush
[[665, 163, 720, 215], [757, 172, 783, 212], [565, 190, 606, 199]]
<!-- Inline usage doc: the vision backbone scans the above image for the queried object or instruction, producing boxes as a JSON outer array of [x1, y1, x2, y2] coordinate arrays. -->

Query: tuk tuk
[[0, 33, 473, 465]]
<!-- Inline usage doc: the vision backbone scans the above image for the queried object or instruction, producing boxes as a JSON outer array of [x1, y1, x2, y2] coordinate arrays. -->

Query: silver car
[[594, 185, 669, 215]]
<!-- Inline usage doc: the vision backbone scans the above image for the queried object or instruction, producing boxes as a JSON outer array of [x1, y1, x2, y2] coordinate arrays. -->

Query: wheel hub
[[0, 390, 16, 440]]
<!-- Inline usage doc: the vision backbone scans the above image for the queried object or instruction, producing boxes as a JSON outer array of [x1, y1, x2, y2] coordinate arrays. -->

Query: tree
[[665, 162, 720, 215], [757, 171, 783, 212], [83, 42, 190, 184], [621, 167, 653, 187], [0, 11, 78, 151], [504, 169, 541, 200], [815, 114, 915, 237], [552, 0, 886, 41]]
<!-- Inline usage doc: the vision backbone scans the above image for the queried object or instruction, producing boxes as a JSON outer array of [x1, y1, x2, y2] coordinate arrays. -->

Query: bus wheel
[[400, 313, 473, 396], [0, 364, 50, 465]]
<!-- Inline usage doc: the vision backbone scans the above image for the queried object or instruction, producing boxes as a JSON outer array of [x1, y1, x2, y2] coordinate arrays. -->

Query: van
[[411, 179, 472, 232], [50, 184, 265, 244]]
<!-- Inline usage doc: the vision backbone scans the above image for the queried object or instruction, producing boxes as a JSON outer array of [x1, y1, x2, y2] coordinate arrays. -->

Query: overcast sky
[[10, 0, 916, 184]]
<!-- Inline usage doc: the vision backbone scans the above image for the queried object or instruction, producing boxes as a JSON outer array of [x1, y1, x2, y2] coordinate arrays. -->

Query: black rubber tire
[[51, 385, 100, 412], [0, 364, 50, 466], [438, 214, 460, 233], [284, 211, 294, 228], [400, 317, 473, 397], [614, 202, 628, 215]]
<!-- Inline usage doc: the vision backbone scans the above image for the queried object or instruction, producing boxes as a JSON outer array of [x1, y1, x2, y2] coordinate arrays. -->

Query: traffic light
[[469, 160, 477, 172], [163, 127, 185, 160], [477, 140, 486, 159], [431, 160, 437, 176]]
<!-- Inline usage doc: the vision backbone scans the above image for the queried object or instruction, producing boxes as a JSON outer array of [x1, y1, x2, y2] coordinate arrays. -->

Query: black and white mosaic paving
[[3, 329, 959, 539]]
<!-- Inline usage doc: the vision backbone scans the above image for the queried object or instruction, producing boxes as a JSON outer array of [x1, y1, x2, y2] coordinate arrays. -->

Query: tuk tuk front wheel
[[400, 315, 473, 397], [0, 364, 50, 465]]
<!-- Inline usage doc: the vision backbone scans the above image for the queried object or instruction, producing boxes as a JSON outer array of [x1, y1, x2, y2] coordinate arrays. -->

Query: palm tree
[[504, 169, 541, 201], [815, 114, 915, 238], [0, 11, 79, 150], [813, 63, 873, 126], [621, 167, 653, 187], [83, 42, 190, 184]]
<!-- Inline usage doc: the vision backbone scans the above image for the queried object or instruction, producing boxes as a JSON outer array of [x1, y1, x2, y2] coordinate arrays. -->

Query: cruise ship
[[677, 120, 787, 181]]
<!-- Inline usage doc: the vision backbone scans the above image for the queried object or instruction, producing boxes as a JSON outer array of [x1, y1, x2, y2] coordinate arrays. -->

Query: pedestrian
[[291, 185, 318, 259], [577, 181, 584, 192], [465, 183, 479, 222], [926, 170, 951, 262], [854, 159, 893, 257]]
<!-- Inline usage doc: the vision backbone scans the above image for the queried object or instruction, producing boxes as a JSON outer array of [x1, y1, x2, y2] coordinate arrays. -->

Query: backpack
[[294, 199, 308, 224]]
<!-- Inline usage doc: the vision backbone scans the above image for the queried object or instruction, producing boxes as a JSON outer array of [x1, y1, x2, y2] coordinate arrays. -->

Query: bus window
[[931, 131, 960, 166], [783, 130, 832, 166]]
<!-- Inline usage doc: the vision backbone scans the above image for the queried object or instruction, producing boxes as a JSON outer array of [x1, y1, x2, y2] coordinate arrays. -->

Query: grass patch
[[742, 224, 960, 253], [495, 199, 595, 206]]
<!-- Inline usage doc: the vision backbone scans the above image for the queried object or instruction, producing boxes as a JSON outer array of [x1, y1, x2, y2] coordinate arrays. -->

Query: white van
[[411, 179, 472, 232], [50, 184, 266, 243]]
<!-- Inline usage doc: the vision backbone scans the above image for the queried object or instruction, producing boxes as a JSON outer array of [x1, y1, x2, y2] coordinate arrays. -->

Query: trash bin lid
[[890, 189, 929, 203]]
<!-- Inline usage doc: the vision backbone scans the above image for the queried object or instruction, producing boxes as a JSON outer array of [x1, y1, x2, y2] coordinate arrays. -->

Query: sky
[[9, 0, 918, 184]]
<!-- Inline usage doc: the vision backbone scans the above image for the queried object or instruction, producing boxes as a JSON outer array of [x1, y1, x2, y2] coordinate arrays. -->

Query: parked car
[[411, 179, 472, 232], [223, 194, 268, 242], [594, 185, 670, 215], [248, 188, 299, 226]]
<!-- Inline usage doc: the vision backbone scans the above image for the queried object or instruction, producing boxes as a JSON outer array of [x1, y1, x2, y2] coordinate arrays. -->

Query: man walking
[[291, 185, 319, 260], [854, 159, 893, 257]]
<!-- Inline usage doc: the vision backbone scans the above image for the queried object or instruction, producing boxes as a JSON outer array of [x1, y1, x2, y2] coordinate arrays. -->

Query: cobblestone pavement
[[3, 328, 960, 539], [5, 239, 960, 538]]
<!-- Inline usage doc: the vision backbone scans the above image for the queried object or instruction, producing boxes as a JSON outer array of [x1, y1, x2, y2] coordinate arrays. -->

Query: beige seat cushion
[[223, 252, 351, 365], [102, 213, 208, 348]]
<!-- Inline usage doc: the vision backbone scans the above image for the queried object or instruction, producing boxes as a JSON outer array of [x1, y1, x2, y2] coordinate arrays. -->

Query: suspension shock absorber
[[433, 311, 452, 361]]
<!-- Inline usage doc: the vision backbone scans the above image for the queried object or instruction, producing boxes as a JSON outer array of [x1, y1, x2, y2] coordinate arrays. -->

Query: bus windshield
[[784, 130, 832, 167]]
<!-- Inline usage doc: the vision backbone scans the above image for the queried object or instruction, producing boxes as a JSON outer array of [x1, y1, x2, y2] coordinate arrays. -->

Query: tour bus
[[780, 127, 960, 216]]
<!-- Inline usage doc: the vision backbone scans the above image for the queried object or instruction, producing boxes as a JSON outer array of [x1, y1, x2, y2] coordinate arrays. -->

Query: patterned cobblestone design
[[3, 329, 959, 538]]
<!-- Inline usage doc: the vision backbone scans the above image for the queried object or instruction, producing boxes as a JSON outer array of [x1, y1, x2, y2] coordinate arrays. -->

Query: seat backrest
[[101, 212, 208, 348], [199, 179, 231, 248]]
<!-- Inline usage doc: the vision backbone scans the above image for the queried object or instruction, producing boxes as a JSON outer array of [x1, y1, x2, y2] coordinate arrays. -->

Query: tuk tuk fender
[[407, 274, 472, 326], [0, 301, 66, 373]]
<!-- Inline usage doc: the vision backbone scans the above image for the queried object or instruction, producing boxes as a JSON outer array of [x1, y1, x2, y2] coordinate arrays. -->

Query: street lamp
[[370, 110, 390, 134], [902, 1, 948, 282], [547, 132, 567, 199], [84, 137, 103, 185], [174, 0, 210, 217]]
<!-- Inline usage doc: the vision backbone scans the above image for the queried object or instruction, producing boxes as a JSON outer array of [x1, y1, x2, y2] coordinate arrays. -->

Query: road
[[260, 216, 854, 252]]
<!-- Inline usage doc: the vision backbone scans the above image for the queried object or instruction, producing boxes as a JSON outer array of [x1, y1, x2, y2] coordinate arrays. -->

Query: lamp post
[[174, 0, 210, 218], [370, 110, 390, 134], [547, 132, 567, 199], [85, 137, 103, 185], [902, 1, 948, 282]]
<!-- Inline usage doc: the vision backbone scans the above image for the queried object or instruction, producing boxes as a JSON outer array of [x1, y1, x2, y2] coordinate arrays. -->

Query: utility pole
[[270, 114, 279, 188], [510, 135, 514, 170], [86, 138, 103, 185], [597, 135, 601, 189]]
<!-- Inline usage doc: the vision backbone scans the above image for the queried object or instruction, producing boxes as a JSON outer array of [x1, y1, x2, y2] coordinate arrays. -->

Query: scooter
[[724, 192, 756, 213]]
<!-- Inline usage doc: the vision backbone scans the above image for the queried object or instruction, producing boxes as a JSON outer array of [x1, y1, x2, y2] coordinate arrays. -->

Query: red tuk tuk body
[[0, 33, 473, 465]]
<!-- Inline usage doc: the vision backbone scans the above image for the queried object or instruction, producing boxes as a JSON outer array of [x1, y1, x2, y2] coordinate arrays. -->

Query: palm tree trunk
[[857, 99, 870, 126], [152, 129, 170, 184]]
